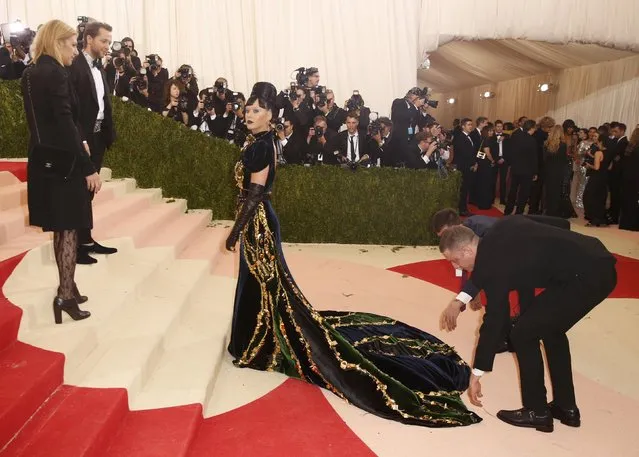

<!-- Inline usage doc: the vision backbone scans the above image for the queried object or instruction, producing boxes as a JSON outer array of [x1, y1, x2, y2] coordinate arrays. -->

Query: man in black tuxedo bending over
[[70, 21, 118, 264], [440, 217, 616, 432]]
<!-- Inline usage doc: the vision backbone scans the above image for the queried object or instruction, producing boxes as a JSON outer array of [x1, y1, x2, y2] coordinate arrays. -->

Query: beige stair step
[[144, 209, 211, 255], [0, 182, 27, 210]]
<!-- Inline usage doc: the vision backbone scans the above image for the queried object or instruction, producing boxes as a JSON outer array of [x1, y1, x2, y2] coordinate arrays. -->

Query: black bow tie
[[92, 59, 102, 69]]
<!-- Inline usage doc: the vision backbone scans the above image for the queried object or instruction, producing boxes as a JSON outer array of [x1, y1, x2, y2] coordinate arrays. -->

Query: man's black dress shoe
[[76, 248, 98, 265], [497, 407, 553, 432], [549, 401, 581, 427], [87, 242, 118, 255]]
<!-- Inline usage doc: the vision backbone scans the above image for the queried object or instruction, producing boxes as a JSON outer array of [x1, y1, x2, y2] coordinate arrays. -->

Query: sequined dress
[[573, 140, 592, 209], [227, 130, 481, 427]]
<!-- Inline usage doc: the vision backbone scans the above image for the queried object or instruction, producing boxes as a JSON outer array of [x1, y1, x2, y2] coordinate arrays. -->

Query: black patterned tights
[[53, 230, 78, 300]]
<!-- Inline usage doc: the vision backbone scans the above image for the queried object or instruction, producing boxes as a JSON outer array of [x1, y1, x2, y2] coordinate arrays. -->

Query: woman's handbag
[[25, 67, 77, 180]]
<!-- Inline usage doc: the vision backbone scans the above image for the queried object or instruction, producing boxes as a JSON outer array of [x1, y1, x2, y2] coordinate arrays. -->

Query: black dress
[[228, 130, 481, 427], [473, 138, 496, 209], [619, 145, 639, 231], [583, 148, 613, 225], [543, 144, 567, 217], [21, 56, 94, 232]]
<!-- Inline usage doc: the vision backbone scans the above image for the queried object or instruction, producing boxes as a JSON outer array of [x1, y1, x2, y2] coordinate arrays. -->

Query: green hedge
[[0, 79, 459, 245]]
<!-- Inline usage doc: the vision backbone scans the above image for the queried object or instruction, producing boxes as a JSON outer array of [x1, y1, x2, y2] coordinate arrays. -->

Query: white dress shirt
[[83, 52, 105, 121], [347, 132, 360, 161]]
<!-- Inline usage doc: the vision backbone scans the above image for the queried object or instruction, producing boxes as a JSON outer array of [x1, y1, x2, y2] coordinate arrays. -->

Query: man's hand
[[497, 158, 505, 165], [439, 299, 464, 331], [533, 174, 538, 181], [469, 295, 483, 311], [277, 129, 286, 141], [468, 373, 483, 407], [86, 173, 102, 194], [83, 142, 91, 156]]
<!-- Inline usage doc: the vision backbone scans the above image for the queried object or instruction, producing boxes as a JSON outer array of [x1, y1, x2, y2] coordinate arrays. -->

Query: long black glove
[[225, 183, 266, 251]]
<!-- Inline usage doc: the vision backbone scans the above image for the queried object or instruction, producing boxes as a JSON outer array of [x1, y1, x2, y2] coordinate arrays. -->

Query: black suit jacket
[[469, 128, 482, 153], [452, 131, 476, 171], [507, 131, 538, 175], [471, 216, 615, 371], [390, 98, 418, 144], [612, 136, 629, 173], [21, 56, 95, 177], [379, 132, 406, 167], [325, 131, 374, 165], [280, 130, 307, 165], [69, 54, 115, 148]]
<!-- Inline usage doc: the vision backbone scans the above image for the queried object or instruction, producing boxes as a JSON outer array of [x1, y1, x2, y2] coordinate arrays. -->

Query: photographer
[[0, 42, 27, 80], [391, 87, 424, 146], [171, 64, 199, 119], [276, 117, 306, 164], [344, 91, 371, 133], [404, 131, 440, 169], [277, 84, 313, 132], [194, 78, 236, 138], [306, 115, 336, 164], [162, 80, 190, 126], [105, 54, 136, 96], [325, 112, 375, 166], [121, 37, 141, 70], [130, 54, 168, 112], [322, 89, 347, 132], [223, 93, 248, 145]]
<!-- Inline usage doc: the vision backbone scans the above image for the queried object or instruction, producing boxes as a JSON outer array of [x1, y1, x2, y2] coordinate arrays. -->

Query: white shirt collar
[[83, 51, 95, 67]]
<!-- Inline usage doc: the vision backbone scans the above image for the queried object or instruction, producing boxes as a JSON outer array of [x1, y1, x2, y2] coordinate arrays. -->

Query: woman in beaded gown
[[573, 129, 593, 209], [224, 82, 481, 428]]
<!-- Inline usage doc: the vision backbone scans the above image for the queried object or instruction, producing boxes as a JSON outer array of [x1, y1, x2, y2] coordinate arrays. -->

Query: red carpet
[[0, 161, 27, 182], [466, 204, 504, 218], [389, 253, 639, 307], [188, 380, 375, 457], [0, 250, 375, 457]]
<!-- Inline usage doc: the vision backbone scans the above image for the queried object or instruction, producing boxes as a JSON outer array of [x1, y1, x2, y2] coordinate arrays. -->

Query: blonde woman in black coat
[[21, 20, 102, 323]]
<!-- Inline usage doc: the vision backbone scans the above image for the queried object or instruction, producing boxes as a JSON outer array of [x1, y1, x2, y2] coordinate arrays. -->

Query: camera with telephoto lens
[[110, 41, 131, 59], [316, 92, 328, 108], [203, 88, 216, 111], [131, 68, 147, 91], [178, 66, 192, 82], [346, 91, 364, 112], [275, 117, 286, 132], [214, 80, 227, 95], [145, 54, 160, 71], [314, 126, 324, 137], [227, 92, 241, 111], [368, 119, 383, 137], [5, 24, 35, 52], [177, 94, 189, 112]]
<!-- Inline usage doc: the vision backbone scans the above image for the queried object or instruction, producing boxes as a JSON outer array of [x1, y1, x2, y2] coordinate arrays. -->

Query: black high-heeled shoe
[[53, 297, 91, 324], [73, 283, 88, 304]]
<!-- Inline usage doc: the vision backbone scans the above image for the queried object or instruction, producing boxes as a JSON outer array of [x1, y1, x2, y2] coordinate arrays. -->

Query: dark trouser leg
[[510, 262, 616, 411], [608, 172, 621, 221], [516, 175, 533, 214], [53, 230, 78, 299], [79, 132, 106, 246], [458, 168, 473, 213], [529, 173, 544, 214], [543, 333, 576, 408], [505, 174, 521, 215], [498, 164, 509, 204]]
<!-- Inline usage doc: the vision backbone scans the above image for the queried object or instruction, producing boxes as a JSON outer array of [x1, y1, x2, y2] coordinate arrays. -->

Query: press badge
[[408, 127, 414, 136], [455, 268, 463, 277]]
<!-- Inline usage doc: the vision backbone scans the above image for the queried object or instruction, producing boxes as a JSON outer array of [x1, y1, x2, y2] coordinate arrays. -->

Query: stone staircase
[[0, 166, 247, 456]]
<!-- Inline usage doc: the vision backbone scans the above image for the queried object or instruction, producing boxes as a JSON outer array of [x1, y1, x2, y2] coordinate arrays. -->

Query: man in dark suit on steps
[[439, 216, 616, 432], [70, 21, 118, 264], [452, 118, 477, 216], [504, 119, 538, 215]]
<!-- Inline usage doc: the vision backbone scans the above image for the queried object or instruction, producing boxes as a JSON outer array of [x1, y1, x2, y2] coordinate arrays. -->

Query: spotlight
[[537, 83, 554, 93], [447, 98, 456, 104], [480, 91, 495, 99]]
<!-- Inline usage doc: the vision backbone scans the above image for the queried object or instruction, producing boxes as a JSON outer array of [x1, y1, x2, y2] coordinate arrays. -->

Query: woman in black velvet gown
[[224, 82, 481, 428]]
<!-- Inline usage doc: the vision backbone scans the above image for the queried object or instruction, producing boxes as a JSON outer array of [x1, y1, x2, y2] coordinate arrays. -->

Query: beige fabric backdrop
[[430, 55, 639, 128]]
